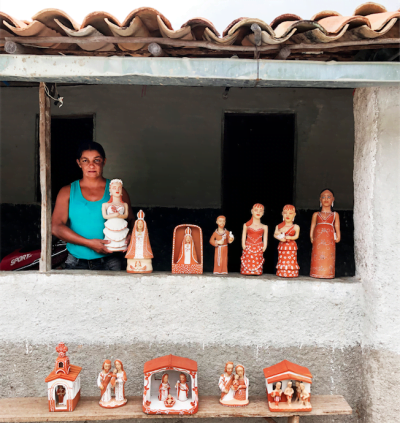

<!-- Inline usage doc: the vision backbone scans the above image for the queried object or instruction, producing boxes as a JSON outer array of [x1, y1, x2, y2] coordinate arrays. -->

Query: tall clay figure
[[158, 374, 170, 401], [97, 360, 114, 407], [102, 179, 129, 251], [274, 205, 300, 278], [310, 189, 341, 279], [209, 216, 234, 275], [125, 210, 153, 273], [240, 204, 268, 275], [219, 361, 235, 403], [112, 360, 127, 407]]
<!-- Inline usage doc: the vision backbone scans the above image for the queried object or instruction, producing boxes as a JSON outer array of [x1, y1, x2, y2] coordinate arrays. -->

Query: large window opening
[[222, 113, 296, 274]]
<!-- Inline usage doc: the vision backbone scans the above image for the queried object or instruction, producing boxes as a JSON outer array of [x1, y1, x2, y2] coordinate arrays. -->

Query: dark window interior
[[59, 362, 63, 368], [36, 116, 94, 202]]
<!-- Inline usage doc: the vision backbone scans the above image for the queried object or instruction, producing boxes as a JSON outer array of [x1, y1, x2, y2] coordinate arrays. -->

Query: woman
[[274, 205, 300, 278], [233, 364, 249, 405], [310, 189, 341, 278], [52, 141, 133, 270], [112, 360, 127, 407], [125, 210, 153, 273], [240, 204, 268, 275]]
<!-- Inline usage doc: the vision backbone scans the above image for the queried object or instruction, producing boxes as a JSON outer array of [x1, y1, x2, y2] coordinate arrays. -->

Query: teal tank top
[[67, 179, 110, 260]]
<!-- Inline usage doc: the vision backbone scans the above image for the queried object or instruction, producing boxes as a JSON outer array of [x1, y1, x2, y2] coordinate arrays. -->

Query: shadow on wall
[[0, 205, 355, 277]]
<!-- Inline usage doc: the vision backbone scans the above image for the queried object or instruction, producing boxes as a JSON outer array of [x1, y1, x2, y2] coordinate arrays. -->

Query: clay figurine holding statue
[[97, 359, 127, 408], [274, 205, 300, 278], [219, 362, 249, 407], [125, 210, 153, 273], [102, 179, 129, 252], [310, 189, 341, 279], [240, 204, 268, 275], [209, 215, 234, 274]]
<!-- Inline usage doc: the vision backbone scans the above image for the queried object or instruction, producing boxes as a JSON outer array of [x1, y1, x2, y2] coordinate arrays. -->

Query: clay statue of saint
[[300, 383, 310, 406], [158, 374, 170, 401], [209, 215, 234, 275], [274, 205, 300, 278], [56, 386, 66, 405], [310, 189, 341, 278], [176, 227, 199, 265], [175, 373, 190, 401], [102, 179, 129, 251], [97, 360, 114, 407], [218, 361, 235, 403], [232, 365, 249, 405], [271, 381, 283, 407], [284, 381, 294, 405], [111, 360, 127, 407], [125, 210, 153, 273], [240, 204, 268, 275]]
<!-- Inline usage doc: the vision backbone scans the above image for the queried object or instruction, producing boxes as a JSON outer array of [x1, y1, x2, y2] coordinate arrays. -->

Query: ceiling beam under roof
[[0, 55, 399, 88]]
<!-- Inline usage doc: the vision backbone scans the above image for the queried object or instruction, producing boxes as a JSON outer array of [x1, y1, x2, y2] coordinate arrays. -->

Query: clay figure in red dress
[[232, 365, 249, 405], [310, 189, 341, 279], [271, 382, 283, 407], [240, 204, 268, 275], [209, 216, 234, 275], [274, 205, 300, 278], [176, 227, 198, 265]]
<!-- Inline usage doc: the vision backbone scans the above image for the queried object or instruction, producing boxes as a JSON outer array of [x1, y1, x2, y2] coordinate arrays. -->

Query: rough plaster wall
[[0, 272, 362, 422], [0, 86, 354, 209], [353, 87, 400, 422]]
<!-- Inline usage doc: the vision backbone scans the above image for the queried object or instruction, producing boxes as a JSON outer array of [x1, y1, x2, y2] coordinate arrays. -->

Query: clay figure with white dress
[[175, 373, 190, 401], [176, 227, 198, 265], [158, 374, 170, 401], [97, 360, 114, 408], [219, 362, 249, 407], [125, 210, 153, 273], [112, 360, 127, 408], [102, 179, 129, 251]]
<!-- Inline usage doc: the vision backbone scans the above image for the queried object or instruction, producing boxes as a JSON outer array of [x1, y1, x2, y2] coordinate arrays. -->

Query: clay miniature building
[[45, 343, 82, 412], [143, 354, 198, 415], [172, 225, 203, 274], [263, 360, 312, 412]]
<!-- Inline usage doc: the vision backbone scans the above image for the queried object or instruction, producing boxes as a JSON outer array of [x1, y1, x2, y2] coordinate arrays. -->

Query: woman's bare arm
[[310, 212, 318, 243], [241, 224, 247, 250], [334, 212, 341, 243], [52, 185, 111, 254]]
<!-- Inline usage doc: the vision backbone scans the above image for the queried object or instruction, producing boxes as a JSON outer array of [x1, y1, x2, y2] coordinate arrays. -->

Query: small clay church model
[[263, 360, 312, 412], [45, 342, 82, 412], [143, 354, 199, 415]]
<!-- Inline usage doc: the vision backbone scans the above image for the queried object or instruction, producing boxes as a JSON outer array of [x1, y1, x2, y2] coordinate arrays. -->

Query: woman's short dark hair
[[76, 141, 106, 160]]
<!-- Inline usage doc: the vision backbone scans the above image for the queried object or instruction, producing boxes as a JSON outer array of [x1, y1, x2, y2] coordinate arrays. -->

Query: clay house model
[[45, 342, 82, 412], [143, 354, 198, 415], [263, 360, 312, 412], [172, 224, 203, 274]]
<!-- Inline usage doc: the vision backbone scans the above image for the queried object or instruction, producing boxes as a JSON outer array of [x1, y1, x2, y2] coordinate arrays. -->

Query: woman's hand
[[87, 239, 112, 254]]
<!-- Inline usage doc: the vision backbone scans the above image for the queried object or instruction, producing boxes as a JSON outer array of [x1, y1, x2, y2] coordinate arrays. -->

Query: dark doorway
[[36, 116, 94, 202], [222, 113, 296, 274]]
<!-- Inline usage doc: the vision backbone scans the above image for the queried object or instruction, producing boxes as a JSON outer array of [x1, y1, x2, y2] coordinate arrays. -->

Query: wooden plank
[[288, 417, 300, 423], [2, 36, 400, 53], [38, 82, 51, 272], [0, 395, 351, 422]]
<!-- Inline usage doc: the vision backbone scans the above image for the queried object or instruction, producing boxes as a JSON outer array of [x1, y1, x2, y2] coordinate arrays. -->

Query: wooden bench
[[0, 395, 351, 422]]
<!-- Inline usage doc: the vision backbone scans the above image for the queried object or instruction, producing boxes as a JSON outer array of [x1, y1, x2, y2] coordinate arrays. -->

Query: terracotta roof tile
[[144, 354, 197, 373], [263, 360, 313, 379], [0, 2, 398, 56], [45, 364, 82, 383]]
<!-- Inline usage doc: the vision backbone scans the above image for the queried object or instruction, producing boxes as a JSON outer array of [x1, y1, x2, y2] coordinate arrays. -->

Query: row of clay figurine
[[46, 343, 313, 415], [104, 179, 340, 278]]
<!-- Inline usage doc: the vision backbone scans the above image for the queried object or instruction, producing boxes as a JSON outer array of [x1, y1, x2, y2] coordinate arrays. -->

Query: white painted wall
[[0, 86, 354, 209]]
